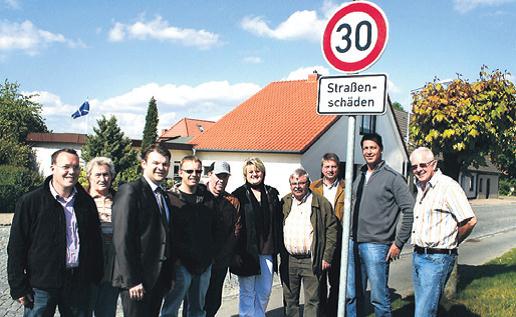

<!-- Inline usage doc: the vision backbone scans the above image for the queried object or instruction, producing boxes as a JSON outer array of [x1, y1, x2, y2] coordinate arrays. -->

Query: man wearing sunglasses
[[161, 156, 224, 317], [410, 147, 477, 317], [347, 133, 414, 317]]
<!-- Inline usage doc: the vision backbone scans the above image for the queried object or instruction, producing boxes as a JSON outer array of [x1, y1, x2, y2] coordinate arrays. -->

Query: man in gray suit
[[113, 144, 174, 317]]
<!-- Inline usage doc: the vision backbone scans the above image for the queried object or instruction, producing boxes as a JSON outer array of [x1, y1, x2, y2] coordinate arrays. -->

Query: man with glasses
[[347, 133, 414, 317], [8, 148, 103, 316], [161, 156, 224, 317], [113, 144, 174, 317], [280, 168, 338, 317], [410, 147, 477, 317]]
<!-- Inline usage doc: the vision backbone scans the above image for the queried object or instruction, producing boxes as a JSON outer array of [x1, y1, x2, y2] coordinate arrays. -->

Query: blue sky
[[1, 0, 515, 139]]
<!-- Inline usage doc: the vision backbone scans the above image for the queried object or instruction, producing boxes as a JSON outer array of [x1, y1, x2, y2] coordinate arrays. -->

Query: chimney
[[307, 70, 321, 82]]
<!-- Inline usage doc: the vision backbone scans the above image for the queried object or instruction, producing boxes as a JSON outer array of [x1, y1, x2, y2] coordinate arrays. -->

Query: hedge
[[0, 165, 43, 213]]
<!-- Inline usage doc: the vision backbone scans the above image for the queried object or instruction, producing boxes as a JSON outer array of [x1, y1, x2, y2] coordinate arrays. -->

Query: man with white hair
[[410, 147, 477, 317], [280, 168, 338, 317]]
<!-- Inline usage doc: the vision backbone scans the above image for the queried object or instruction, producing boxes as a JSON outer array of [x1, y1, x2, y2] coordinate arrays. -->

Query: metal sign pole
[[337, 115, 356, 317]]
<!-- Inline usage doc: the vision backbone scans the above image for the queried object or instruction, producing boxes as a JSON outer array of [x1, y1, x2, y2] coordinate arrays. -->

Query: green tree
[[411, 66, 516, 180], [391, 101, 404, 111], [81, 115, 139, 187], [141, 96, 159, 156], [0, 80, 47, 211]]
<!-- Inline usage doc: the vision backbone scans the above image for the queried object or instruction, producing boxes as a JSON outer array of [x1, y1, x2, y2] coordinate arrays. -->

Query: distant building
[[158, 118, 215, 182]]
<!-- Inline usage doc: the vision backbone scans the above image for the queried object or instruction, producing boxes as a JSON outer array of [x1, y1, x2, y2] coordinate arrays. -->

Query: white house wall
[[302, 111, 409, 183], [33, 143, 83, 176]]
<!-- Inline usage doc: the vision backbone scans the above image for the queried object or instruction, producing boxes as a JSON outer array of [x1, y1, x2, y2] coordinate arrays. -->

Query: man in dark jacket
[[347, 133, 414, 317], [161, 155, 224, 317], [7, 148, 103, 316], [112, 144, 174, 317], [204, 161, 241, 317], [280, 168, 338, 317]]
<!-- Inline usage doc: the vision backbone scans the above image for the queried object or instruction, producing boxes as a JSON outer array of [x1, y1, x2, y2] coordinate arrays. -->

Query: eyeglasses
[[290, 181, 308, 186], [411, 160, 435, 171], [182, 169, 203, 175], [56, 165, 80, 171]]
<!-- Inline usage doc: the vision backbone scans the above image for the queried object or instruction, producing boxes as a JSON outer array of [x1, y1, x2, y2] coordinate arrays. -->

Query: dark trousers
[[205, 266, 228, 317], [120, 264, 171, 317], [23, 269, 93, 317], [320, 246, 341, 317], [281, 255, 321, 317]]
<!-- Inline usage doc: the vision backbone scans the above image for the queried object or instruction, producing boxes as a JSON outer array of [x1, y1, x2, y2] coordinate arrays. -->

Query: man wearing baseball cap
[[204, 161, 241, 317]]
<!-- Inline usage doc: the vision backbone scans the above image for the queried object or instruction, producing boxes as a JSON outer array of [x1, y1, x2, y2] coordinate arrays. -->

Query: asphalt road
[[0, 201, 514, 316]]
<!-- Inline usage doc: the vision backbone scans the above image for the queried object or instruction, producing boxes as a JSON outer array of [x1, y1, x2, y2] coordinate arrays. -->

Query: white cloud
[[0, 20, 81, 54], [453, 0, 515, 14], [108, 16, 220, 50], [284, 66, 330, 80], [387, 79, 401, 94], [4, 0, 20, 9], [241, 9, 326, 42], [28, 80, 261, 139], [242, 56, 262, 64]]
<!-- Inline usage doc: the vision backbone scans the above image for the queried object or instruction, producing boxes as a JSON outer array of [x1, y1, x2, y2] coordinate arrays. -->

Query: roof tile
[[191, 77, 338, 152]]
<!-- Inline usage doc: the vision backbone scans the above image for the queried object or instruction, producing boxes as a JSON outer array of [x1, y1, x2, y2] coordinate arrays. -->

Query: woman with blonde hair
[[230, 157, 281, 317], [86, 157, 119, 317]]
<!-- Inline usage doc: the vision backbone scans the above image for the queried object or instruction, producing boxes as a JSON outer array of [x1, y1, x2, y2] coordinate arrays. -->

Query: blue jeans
[[238, 255, 274, 317], [413, 252, 456, 317], [161, 264, 212, 317], [24, 284, 93, 317], [346, 241, 391, 317]]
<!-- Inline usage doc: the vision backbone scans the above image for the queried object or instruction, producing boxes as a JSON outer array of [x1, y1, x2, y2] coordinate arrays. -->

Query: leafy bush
[[0, 165, 43, 213], [499, 176, 516, 196]]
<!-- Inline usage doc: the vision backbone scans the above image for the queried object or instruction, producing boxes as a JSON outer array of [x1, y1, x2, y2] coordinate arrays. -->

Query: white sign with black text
[[317, 74, 387, 115]]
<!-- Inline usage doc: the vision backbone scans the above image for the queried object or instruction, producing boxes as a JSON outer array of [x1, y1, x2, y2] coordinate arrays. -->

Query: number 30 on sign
[[322, 1, 389, 73]]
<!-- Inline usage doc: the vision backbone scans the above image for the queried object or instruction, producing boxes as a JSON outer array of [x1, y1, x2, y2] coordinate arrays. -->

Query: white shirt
[[283, 193, 313, 255], [411, 170, 476, 249], [322, 179, 339, 209]]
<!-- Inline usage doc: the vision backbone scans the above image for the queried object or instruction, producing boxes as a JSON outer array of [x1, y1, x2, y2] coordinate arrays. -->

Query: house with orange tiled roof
[[159, 117, 215, 141], [158, 118, 215, 181], [189, 73, 410, 195]]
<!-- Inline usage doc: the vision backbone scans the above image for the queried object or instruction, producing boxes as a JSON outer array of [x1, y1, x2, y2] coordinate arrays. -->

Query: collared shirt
[[322, 179, 339, 209], [144, 175, 170, 222], [412, 170, 476, 249], [283, 193, 313, 256], [49, 182, 80, 268], [91, 192, 113, 235]]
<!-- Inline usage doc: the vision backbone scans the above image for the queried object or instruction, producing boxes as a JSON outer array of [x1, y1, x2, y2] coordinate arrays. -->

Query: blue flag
[[71, 101, 90, 119]]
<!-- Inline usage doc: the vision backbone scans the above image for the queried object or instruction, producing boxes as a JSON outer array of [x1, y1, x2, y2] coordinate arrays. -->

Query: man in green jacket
[[280, 168, 338, 317]]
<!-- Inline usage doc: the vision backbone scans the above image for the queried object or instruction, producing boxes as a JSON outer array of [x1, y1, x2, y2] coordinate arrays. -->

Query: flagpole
[[85, 97, 89, 135]]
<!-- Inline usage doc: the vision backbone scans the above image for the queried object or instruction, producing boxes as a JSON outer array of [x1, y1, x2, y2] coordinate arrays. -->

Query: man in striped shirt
[[410, 147, 477, 317]]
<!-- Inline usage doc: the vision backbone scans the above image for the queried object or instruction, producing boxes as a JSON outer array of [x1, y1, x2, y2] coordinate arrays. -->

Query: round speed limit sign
[[322, 1, 389, 73]]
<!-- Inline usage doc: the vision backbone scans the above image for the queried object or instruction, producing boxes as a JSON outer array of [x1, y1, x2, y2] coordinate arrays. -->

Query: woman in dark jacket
[[230, 157, 281, 317], [86, 157, 119, 317]]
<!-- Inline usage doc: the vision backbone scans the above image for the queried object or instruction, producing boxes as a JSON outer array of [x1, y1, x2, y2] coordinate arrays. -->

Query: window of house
[[469, 175, 474, 191], [479, 178, 483, 192], [360, 115, 376, 134]]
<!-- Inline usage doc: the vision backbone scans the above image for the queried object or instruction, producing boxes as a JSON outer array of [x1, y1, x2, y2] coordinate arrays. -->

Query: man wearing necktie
[[113, 144, 174, 317]]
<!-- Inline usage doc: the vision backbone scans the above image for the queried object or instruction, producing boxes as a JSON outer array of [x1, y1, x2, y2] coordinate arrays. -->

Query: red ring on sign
[[322, 2, 388, 73]]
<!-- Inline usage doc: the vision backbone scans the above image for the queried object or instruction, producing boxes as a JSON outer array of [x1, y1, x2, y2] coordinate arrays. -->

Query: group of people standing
[[7, 131, 477, 317]]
